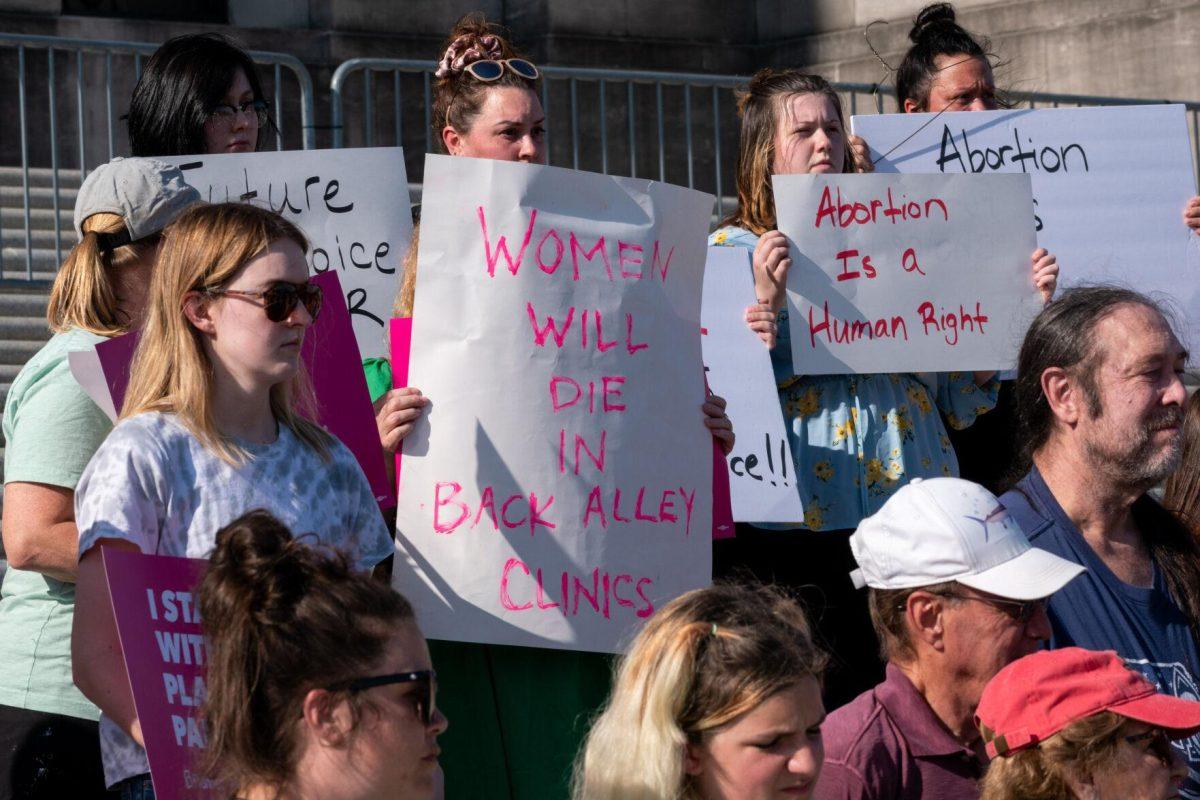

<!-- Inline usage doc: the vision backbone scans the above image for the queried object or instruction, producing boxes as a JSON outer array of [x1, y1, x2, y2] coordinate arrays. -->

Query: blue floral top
[[710, 226, 999, 531]]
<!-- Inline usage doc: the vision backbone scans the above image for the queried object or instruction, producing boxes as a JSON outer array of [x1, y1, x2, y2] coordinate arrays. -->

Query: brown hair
[[1164, 391, 1200, 535], [199, 510, 414, 796], [122, 202, 332, 465], [432, 13, 540, 152], [867, 581, 957, 662], [46, 212, 159, 337], [572, 583, 826, 800], [896, 3, 993, 111], [978, 711, 1128, 800], [720, 70, 855, 235]]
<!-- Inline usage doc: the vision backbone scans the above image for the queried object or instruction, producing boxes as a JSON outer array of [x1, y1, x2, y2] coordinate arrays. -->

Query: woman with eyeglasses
[[976, 647, 1198, 800], [198, 509, 446, 800], [127, 32, 274, 156], [70, 203, 392, 800]]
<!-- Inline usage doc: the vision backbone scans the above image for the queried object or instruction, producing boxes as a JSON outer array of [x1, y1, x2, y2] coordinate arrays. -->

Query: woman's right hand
[[752, 230, 791, 314], [744, 302, 778, 349], [375, 387, 430, 454]]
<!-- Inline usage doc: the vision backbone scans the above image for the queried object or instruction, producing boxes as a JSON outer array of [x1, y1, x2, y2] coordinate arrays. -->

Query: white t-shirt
[[75, 411, 393, 787]]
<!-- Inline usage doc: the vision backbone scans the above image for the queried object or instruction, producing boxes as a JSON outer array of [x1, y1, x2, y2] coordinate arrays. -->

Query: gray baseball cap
[[73, 157, 201, 248]]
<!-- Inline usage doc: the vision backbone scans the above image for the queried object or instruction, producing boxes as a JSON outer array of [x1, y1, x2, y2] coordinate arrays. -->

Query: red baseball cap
[[976, 647, 1200, 759]]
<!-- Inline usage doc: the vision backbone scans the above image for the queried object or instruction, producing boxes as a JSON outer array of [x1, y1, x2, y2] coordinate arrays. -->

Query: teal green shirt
[[1, 328, 111, 720]]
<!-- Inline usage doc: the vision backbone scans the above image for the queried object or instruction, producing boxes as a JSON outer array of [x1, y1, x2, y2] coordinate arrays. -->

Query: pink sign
[[92, 272, 392, 507], [103, 547, 212, 800]]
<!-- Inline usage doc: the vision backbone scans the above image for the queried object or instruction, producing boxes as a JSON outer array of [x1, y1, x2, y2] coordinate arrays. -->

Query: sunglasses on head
[[463, 58, 540, 82], [330, 669, 437, 726], [205, 280, 323, 323]]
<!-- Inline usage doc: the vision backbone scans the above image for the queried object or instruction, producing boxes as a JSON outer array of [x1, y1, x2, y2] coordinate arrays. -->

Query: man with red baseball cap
[[815, 477, 1084, 800], [976, 647, 1199, 799]]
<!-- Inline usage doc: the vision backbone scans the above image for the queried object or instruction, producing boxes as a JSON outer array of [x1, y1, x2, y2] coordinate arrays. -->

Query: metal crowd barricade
[[0, 32, 316, 281]]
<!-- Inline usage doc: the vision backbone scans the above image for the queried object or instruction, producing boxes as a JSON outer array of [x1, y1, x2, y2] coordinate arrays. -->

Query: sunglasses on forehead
[[464, 58, 540, 82], [205, 280, 323, 323], [329, 669, 438, 726]]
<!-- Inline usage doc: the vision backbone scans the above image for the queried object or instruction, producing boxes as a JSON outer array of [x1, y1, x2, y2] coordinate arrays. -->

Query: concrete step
[[0, 185, 79, 211], [0, 246, 61, 273], [1, 206, 75, 229], [0, 166, 83, 189], [0, 339, 45, 364], [0, 316, 52, 341], [0, 290, 51, 317], [1, 228, 72, 249]]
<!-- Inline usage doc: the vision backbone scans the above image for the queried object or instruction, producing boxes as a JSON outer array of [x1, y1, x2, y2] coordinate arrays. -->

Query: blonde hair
[[978, 711, 1128, 800], [46, 212, 159, 336], [572, 583, 826, 800], [394, 224, 419, 319], [121, 202, 332, 464]]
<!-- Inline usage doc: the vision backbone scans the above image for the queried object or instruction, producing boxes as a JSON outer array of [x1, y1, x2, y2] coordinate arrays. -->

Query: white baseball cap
[[849, 477, 1084, 600]]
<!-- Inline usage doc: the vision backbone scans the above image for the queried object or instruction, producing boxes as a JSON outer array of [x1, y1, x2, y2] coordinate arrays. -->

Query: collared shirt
[[815, 663, 985, 800]]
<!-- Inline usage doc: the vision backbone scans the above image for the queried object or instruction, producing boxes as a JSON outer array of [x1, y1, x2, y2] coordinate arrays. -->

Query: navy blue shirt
[[1003, 468, 1200, 798]]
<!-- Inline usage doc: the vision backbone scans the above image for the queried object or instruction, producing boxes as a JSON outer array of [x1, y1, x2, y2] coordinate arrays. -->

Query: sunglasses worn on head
[[330, 669, 437, 726], [464, 58, 540, 82], [206, 281, 323, 323]]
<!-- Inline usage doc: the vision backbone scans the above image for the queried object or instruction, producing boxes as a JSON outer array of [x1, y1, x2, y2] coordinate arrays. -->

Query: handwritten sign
[[701, 247, 806, 522], [103, 548, 213, 800], [392, 155, 714, 653], [774, 173, 1039, 374], [852, 106, 1200, 349], [67, 272, 392, 506], [163, 147, 412, 359]]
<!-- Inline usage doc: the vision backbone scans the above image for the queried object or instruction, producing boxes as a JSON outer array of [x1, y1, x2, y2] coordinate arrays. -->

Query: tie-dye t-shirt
[[75, 411, 392, 787]]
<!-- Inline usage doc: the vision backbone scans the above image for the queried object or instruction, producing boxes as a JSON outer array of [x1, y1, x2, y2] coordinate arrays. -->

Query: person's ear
[[903, 98, 923, 114], [301, 688, 353, 749], [182, 290, 217, 335], [442, 125, 465, 156], [1041, 366, 1082, 426], [907, 591, 947, 652], [683, 742, 706, 776]]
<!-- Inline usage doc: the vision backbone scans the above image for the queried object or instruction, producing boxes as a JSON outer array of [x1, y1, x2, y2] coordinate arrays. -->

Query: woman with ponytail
[[0, 158, 197, 799], [198, 510, 446, 800], [70, 202, 392, 799], [573, 583, 827, 800]]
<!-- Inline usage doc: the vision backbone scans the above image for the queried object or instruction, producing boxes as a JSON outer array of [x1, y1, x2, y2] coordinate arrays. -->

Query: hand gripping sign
[[393, 155, 715, 654]]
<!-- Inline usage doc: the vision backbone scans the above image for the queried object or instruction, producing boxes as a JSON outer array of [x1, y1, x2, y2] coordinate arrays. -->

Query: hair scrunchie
[[435, 33, 504, 79]]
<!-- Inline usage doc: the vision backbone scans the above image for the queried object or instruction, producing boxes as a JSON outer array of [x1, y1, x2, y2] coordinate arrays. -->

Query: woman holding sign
[[0, 158, 198, 800], [710, 68, 1055, 706], [199, 510, 447, 800], [70, 203, 392, 798]]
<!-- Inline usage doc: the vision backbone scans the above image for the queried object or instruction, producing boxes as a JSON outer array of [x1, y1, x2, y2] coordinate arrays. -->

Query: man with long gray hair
[[1000, 285, 1200, 795]]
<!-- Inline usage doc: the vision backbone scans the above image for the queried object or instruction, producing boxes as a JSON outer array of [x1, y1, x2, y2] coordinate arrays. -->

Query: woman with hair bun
[[127, 32, 275, 156], [71, 202, 392, 799], [199, 509, 446, 800], [572, 583, 828, 800]]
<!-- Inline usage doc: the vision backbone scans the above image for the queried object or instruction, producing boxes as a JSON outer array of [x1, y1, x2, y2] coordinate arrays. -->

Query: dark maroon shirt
[[815, 663, 985, 800]]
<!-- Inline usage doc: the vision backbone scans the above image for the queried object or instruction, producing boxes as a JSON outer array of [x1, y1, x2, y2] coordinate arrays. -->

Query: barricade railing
[[0, 32, 316, 281], [330, 58, 1200, 220]]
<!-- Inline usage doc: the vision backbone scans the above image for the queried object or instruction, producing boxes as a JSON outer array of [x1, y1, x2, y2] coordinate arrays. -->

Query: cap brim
[[956, 546, 1085, 601], [1112, 691, 1200, 739]]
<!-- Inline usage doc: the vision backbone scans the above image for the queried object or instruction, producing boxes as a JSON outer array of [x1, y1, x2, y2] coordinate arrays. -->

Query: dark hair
[[198, 510, 414, 794], [721, 70, 854, 235], [896, 3, 990, 110], [432, 13, 540, 152], [1164, 392, 1200, 535], [1011, 286, 1200, 635], [128, 33, 274, 156]]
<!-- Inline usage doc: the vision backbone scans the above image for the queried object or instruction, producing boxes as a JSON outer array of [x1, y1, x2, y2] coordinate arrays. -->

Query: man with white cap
[[814, 477, 1084, 800]]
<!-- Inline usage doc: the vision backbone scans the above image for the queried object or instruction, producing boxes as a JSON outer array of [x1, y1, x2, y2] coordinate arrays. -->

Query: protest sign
[[163, 147, 412, 359], [103, 547, 212, 800], [701, 246, 806, 523], [67, 272, 392, 506], [774, 173, 1039, 374], [852, 105, 1200, 348], [392, 154, 714, 653]]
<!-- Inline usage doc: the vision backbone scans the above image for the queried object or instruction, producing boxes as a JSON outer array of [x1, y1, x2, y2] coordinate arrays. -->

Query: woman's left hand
[[703, 394, 735, 456], [1183, 195, 1200, 234], [1031, 247, 1058, 304], [849, 134, 874, 174]]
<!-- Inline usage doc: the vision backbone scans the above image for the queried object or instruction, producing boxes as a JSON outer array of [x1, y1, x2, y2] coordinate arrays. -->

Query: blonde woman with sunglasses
[[70, 202, 392, 800]]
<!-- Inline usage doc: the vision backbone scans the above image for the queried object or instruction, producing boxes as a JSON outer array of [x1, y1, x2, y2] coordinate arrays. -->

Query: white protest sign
[[852, 106, 1200, 349], [164, 147, 412, 358], [701, 246, 805, 522], [775, 173, 1039, 374], [393, 154, 714, 653]]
